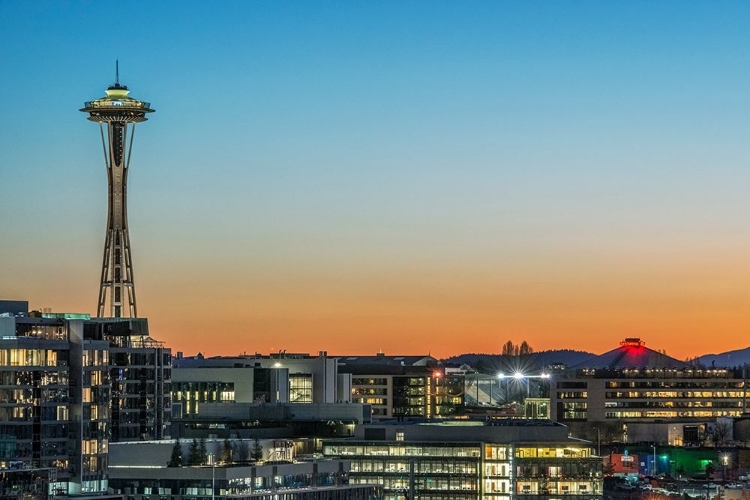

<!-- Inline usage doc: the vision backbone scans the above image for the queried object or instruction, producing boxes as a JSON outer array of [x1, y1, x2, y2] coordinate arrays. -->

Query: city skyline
[[2, 2, 750, 359]]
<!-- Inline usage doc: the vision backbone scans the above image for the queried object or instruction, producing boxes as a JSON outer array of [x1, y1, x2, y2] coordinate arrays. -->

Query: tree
[[676, 465, 686, 479], [251, 438, 264, 462], [198, 438, 209, 465], [222, 439, 234, 464], [713, 420, 732, 445], [706, 462, 716, 481], [501, 340, 534, 357], [519, 341, 533, 356], [502, 341, 516, 357], [188, 438, 202, 466], [238, 440, 250, 462], [167, 440, 183, 467]]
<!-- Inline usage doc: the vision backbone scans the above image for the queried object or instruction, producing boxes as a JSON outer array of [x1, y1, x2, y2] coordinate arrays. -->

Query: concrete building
[[172, 352, 348, 417], [323, 419, 602, 500]]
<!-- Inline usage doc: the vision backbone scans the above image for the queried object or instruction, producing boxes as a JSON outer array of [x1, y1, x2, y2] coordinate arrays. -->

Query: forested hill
[[443, 350, 596, 373]]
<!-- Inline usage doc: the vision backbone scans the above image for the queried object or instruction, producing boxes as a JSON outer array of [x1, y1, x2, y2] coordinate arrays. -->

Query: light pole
[[273, 361, 281, 404], [497, 373, 506, 404], [495, 372, 552, 418], [652, 445, 657, 477], [209, 453, 215, 500], [513, 372, 529, 399], [592, 427, 601, 456]]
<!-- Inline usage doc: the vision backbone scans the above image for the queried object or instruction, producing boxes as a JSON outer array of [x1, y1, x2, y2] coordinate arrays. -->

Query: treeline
[[167, 437, 264, 467], [501, 340, 534, 357]]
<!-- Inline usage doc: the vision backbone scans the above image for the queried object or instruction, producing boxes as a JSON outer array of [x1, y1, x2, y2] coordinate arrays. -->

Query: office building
[[550, 338, 748, 443], [172, 352, 346, 417], [339, 355, 464, 419], [323, 419, 602, 500], [108, 439, 383, 500]]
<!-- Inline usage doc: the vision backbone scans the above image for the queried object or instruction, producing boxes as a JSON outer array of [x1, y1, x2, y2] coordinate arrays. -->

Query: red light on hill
[[620, 338, 645, 348]]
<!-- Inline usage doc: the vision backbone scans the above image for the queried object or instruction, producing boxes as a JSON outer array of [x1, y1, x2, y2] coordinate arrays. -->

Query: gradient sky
[[2, 2, 750, 360]]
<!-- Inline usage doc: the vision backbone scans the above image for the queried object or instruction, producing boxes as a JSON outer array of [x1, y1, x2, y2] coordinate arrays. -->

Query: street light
[[497, 372, 550, 402], [652, 445, 657, 477], [208, 453, 216, 500], [271, 362, 282, 402]]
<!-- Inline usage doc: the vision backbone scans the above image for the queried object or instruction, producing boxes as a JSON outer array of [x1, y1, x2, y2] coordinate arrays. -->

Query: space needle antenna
[[115, 60, 119, 85]]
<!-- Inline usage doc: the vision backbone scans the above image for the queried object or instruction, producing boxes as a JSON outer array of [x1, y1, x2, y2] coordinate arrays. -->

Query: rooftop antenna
[[115, 60, 119, 85]]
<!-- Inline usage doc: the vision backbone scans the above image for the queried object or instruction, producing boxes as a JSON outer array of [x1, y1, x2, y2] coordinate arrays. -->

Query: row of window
[[605, 410, 743, 419], [604, 400, 742, 408], [326, 445, 482, 458], [604, 391, 745, 398], [351, 461, 479, 475]]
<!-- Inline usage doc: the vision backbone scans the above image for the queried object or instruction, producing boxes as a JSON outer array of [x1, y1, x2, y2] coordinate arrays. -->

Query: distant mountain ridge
[[444, 346, 750, 371], [697, 347, 750, 368]]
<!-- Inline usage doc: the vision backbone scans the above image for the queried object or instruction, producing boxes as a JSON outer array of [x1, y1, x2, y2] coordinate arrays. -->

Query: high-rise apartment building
[[87, 318, 172, 441], [0, 300, 171, 495], [0, 302, 109, 494]]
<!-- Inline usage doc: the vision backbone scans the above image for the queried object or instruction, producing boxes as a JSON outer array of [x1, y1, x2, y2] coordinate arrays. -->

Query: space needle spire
[[81, 65, 154, 318]]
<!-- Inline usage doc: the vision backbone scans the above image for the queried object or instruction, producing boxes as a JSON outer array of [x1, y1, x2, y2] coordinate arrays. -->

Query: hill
[[697, 347, 750, 368], [444, 349, 596, 373]]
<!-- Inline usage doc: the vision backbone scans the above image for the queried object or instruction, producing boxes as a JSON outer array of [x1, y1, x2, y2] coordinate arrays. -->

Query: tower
[[81, 65, 154, 318]]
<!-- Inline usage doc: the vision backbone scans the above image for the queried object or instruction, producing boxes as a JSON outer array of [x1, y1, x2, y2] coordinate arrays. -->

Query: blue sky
[[2, 2, 750, 357]]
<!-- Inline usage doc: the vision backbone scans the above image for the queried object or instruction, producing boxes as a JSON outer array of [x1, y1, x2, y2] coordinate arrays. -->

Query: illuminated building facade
[[551, 338, 748, 431], [339, 355, 464, 419], [0, 301, 172, 495], [80, 67, 154, 319], [322, 420, 602, 500], [0, 304, 110, 495]]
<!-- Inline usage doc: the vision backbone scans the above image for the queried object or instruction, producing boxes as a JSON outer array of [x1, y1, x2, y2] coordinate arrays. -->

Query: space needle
[[81, 63, 154, 318]]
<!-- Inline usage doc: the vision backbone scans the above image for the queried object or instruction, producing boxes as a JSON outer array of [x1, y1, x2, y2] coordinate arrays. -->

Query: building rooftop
[[336, 354, 436, 367]]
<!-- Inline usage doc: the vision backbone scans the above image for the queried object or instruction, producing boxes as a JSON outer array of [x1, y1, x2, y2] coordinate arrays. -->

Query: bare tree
[[713, 420, 732, 445]]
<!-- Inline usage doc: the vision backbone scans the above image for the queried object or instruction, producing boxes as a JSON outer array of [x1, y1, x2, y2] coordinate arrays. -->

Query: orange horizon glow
[[11, 243, 750, 362]]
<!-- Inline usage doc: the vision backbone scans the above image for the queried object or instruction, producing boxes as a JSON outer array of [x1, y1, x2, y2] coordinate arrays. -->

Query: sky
[[1, 2, 750, 360]]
